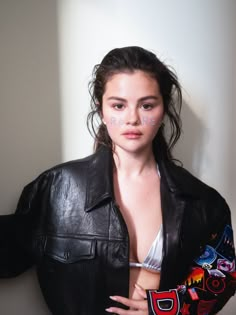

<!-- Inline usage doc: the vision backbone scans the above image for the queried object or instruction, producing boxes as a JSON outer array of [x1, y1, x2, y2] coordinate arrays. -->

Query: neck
[[112, 145, 157, 178]]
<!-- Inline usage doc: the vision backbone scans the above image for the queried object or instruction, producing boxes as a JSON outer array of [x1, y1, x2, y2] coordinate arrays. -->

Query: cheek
[[142, 110, 164, 130], [103, 109, 126, 128], [106, 118, 124, 132], [105, 125, 120, 142], [102, 107, 119, 123]]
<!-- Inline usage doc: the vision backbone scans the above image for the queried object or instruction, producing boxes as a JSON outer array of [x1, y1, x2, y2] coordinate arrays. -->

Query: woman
[[0, 46, 235, 315]]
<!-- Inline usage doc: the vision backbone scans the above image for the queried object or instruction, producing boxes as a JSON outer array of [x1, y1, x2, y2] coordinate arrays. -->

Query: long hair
[[87, 46, 182, 163]]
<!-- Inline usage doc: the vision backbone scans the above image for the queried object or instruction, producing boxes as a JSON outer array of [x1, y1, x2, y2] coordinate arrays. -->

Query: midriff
[[129, 267, 161, 299]]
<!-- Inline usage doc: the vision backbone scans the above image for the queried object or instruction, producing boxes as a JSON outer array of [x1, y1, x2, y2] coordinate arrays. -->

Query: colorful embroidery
[[194, 245, 217, 266], [217, 258, 235, 272], [187, 288, 199, 301], [215, 225, 234, 261], [148, 289, 180, 315], [180, 302, 191, 315], [147, 223, 236, 315], [205, 276, 226, 294], [184, 267, 204, 289]]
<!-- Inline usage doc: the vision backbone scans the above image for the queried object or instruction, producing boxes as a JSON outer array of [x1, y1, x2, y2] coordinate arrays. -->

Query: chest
[[113, 174, 162, 263]]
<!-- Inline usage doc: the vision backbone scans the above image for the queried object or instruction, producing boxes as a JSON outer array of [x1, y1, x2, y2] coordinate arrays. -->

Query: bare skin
[[106, 165, 162, 314], [113, 163, 162, 299]]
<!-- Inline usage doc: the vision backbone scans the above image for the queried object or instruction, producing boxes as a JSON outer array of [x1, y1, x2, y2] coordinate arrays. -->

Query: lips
[[122, 130, 142, 139], [122, 130, 142, 135]]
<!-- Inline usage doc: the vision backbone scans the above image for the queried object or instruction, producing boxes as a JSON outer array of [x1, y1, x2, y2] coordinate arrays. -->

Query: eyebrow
[[107, 96, 160, 102]]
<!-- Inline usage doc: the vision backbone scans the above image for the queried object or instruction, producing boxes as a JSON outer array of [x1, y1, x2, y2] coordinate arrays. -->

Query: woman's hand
[[105, 284, 148, 315]]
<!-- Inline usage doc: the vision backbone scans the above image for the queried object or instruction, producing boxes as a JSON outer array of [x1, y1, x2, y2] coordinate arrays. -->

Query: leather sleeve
[[146, 197, 236, 315], [0, 172, 48, 278]]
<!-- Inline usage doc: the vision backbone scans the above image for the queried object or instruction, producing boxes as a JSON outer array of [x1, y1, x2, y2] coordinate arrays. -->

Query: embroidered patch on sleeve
[[148, 289, 180, 315], [194, 245, 217, 266], [215, 225, 235, 262]]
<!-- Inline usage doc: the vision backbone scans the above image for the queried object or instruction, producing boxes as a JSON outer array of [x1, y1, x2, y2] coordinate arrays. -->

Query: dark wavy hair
[[87, 46, 182, 163]]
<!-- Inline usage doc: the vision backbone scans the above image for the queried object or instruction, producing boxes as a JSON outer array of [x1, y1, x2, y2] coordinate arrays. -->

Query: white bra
[[129, 164, 163, 273], [129, 224, 163, 273]]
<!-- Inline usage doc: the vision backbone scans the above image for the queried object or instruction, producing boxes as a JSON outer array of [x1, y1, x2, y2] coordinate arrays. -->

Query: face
[[101, 70, 164, 154]]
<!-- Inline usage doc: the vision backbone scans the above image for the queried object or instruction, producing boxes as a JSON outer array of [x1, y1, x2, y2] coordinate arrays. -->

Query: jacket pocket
[[44, 236, 96, 263]]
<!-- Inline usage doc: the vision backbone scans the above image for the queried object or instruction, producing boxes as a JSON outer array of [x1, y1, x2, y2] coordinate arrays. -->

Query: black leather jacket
[[0, 145, 235, 315]]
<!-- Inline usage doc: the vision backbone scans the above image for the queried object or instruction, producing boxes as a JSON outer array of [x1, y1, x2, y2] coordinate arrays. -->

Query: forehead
[[103, 70, 160, 98]]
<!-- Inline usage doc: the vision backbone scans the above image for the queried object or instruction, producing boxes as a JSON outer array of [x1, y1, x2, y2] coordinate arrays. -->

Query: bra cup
[[129, 224, 163, 273]]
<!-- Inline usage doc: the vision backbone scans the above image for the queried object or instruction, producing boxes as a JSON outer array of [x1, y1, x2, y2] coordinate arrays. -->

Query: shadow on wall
[[228, 42, 236, 211], [174, 99, 207, 176], [0, 0, 61, 314], [174, 100, 236, 315]]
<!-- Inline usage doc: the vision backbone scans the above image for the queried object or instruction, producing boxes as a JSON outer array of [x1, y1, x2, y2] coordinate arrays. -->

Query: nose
[[126, 108, 140, 125]]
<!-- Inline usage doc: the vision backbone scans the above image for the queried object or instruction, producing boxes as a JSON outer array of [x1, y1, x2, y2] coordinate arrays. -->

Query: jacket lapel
[[156, 159, 185, 289], [157, 158, 201, 289], [84, 146, 114, 212]]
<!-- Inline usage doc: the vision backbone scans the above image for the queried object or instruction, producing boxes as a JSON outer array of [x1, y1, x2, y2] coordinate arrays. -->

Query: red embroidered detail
[[180, 302, 191, 315], [230, 271, 236, 279], [149, 289, 180, 315], [188, 288, 199, 300], [184, 267, 204, 289], [205, 277, 226, 294]]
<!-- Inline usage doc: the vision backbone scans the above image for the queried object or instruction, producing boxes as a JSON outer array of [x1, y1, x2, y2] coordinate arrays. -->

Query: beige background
[[0, 0, 235, 314]]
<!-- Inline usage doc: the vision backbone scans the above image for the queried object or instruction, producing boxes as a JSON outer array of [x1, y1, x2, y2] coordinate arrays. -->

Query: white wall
[[0, 0, 59, 314], [0, 0, 235, 314]]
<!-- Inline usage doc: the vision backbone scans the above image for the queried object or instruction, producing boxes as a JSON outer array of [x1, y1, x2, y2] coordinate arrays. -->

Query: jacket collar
[[84, 145, 201, 211], [84, 145, 114, 211], [157, 156, 206, 199]]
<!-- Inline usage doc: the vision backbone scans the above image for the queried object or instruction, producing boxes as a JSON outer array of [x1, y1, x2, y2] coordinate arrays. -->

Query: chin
[[114, 142, 151, 154]]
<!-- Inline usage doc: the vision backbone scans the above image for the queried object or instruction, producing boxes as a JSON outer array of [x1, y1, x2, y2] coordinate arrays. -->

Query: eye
[[113, 103, 124, 110], [141, 103, 154, 110]]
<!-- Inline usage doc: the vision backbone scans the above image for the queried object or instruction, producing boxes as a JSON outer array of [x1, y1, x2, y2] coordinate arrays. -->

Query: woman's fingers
[[106, 284, 148, 314], [105, 295, 148, 314], [109, 296, 139, 309], [105, 306, 137, 315]]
